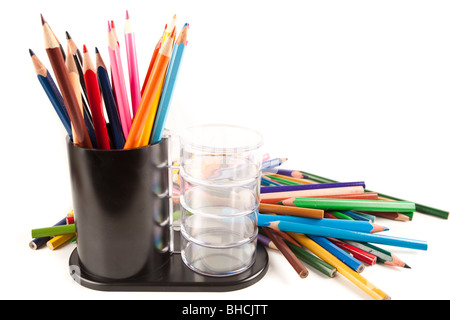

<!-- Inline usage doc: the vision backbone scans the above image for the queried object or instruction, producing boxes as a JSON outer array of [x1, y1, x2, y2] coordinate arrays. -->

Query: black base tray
[[69, 244, 269, 292]]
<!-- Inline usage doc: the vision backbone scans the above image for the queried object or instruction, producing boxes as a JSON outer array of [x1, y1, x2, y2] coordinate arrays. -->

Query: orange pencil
[[124, 28, 175, 149]]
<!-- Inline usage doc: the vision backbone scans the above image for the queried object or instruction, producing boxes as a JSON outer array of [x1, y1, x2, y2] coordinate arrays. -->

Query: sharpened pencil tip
[[83, 44, 88, 53], [29, 49, 35, 57], [95, 47, 99, 54], [404, 264, 411, 269], [126, 10, 129, 19], [65, 31, 72, 40], [40, 14, 46, 25], [111, 20, 115, 29]]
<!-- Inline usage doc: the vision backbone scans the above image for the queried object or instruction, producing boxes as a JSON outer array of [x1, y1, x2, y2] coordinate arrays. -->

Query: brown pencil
[[263, 227, 309, 279], [259, 203, 324, 219], [41, 14, 92, 148]]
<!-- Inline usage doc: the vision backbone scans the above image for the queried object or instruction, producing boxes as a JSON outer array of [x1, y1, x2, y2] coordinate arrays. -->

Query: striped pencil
[[260, 220, 427, 250], [29, 49, 72, 139], [290, 232, 391, 300], [41, 15, 92, 148], [124, 10, 141, 117], [151, 23, 189, 144], [83, 45, 110, 149]]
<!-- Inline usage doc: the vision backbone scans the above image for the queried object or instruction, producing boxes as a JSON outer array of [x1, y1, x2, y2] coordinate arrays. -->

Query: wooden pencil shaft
[[289, 232, 390, 300], [262, 220, 427, 250], [263, 227, 309, 278], [260, 186, 365, 200], [259, 203, 323, 219], [43, 22, 92, 148], [288, 198, 415, 213], [32, 224, 76, 238], [261, 181, 365, 194], [285, 241, 337, 278]]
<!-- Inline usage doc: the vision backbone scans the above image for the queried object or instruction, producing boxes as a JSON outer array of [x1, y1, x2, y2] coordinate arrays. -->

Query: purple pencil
[[257, 233, 278, 250], [260, 181, 366, 194]]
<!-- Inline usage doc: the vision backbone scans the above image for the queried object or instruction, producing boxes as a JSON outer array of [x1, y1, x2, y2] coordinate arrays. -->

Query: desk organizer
[[66, 136, 268, 291]]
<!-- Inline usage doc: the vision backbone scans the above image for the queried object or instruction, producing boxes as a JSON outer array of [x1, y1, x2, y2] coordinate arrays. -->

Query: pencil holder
[[66, 136, 170, 280]]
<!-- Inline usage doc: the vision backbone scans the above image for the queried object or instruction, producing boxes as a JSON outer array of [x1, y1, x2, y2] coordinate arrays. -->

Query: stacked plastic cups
[[179, 125, 263, 276]]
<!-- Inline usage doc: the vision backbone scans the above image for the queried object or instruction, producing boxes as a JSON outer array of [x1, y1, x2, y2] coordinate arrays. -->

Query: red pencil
[[328, 238, 377, 266], [82, 45, 110, 149]]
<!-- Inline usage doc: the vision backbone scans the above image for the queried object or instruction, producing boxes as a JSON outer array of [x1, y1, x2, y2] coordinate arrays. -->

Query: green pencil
[[285, 241, 337, 278], [280, 198, 416, 213], [31, 224, 76, 238], [300, 170, 449, 219]]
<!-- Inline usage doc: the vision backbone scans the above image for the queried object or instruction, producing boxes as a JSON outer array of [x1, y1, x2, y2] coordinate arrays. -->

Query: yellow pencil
[[47, 233, 75, 250], [289, 232, 391, 300]]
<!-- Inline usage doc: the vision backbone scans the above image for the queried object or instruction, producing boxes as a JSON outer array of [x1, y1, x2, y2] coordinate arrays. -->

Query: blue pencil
[[30, 49, 72, 139], [150, 23, 189, 145], [308, 235, 365, 273], [259, 219, 428, 250], [257, 213, 388, 234], [261, 181, 366, 194], [95, 48, 125, 149], [261, 158, 288, 171]]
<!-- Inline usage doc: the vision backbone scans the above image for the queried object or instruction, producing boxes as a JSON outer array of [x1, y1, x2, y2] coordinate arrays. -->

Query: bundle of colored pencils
[[258, 158, 449, 300], [30, 211, 76, 250], [31, 12, 188, 150]]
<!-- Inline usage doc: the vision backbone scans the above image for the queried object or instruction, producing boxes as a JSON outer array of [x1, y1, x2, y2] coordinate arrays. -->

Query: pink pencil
[[124, 10, 141, 117], [108, 20, 132, 138]]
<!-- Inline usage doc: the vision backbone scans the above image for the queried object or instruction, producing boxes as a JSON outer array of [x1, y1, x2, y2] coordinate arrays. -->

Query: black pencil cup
[[66, 136, 170, 280]]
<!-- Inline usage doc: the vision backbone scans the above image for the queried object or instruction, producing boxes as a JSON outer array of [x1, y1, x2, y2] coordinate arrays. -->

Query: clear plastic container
[[179, 124, 263, 276]]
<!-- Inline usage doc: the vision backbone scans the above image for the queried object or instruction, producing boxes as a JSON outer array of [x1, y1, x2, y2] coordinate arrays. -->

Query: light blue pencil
[[257, 213, 388, 234], [150, 23, 189, 144], [259, 220, 428, 250], [308, 235, 365, 273]]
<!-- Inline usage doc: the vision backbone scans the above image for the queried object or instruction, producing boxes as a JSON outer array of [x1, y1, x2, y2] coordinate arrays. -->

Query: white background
[[1, 0, 449, 300]]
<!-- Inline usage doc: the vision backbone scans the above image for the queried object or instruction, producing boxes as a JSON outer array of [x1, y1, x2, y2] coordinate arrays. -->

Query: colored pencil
[[41, 15, 92, 148], [261, 176, 282, 186], [31, 223, 76, 238], [29, 49, 72, 139], [259, 202, 324, 219], [265, 174, 316, 185], [261, 181, 366, 194], [264, 175, 301, 185], [308, 235, 365, 273], [29, 217, 67, 250], [257, 213, 388, 234], [261, 158, 288, 170], [339, 210, 374, 222], [137, 27, 174, 147], [261, 220, 427, 250], [301, 192, 380, 201], [124, 10, 141, 117], [328, 238, 377, 266], [263, 227, 309, 278], [65, 31, 87, 101], [108, 20, 132, 139], [357, 210, 412, 221], [327, 210, 354, 220], [151, 23, 189, 144], [280, 198, 416, 213], [124, 28, 175, 149], [289, 233, 391, 300], [260, 186, 365, 200], [141, 34, 163, 96], [96, 47, 125, 149], [285, 241, 337, 278], [47, 233, 75, 250], [257, 233, 278, 250], [344, 240, 410, 268], [298, 170, 449, 219], [83, 45, 110, 149], [270, 169, 306, 179]]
